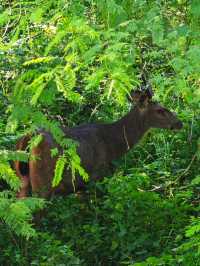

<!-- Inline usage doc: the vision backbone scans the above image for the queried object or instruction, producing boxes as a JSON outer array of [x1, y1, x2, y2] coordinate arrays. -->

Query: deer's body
[[15, 90, 182, 198]]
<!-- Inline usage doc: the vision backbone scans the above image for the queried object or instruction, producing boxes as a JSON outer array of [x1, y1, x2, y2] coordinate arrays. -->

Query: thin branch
[[123, 125, 130, 151]]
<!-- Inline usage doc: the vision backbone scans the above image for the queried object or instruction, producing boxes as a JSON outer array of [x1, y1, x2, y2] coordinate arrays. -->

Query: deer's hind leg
[[29, 132, 57, 198]]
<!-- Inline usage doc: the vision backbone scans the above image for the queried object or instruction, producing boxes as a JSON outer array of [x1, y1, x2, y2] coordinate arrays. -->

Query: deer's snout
[[171, 120, 183, 130]]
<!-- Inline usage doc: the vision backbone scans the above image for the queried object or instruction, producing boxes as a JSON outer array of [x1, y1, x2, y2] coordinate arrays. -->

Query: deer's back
[[68, 124, 109, 176]]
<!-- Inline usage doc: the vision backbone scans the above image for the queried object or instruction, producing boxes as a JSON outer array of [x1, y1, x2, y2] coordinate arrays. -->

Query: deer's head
[[129, 88, 183, 130]]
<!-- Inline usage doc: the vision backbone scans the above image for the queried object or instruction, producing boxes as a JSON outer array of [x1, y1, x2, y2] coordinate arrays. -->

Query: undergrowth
[[0, 0, 200, 265]]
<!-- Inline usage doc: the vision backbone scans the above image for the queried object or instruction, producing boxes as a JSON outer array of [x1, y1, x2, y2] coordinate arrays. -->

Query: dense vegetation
[[0, 0, 200, 265]]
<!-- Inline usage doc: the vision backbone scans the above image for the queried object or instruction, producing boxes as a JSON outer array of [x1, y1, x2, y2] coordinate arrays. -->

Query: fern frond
[[52, 155, 67, 187], [0, 162, 20, 191], [23, 56, 55, 66]]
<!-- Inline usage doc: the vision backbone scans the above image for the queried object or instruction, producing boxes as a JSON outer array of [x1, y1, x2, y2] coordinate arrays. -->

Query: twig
[[123, 126, 130, 151], [174, 153, 197, 183], [2, 4, 22, 40]]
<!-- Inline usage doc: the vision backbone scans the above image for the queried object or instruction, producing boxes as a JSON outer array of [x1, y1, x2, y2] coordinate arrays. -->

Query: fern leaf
[[23, 56, 55, 66], [0, 162, 20, 191], [52, 155, 67, 187]]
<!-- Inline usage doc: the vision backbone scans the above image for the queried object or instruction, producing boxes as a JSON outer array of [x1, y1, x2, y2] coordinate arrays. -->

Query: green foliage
[[30, 233, 83, 266], [53, 155, 67, 187], [0, 196, 45, 239], [0, 162, 20, 191], [0, 149, 29, 190], [0, 0, 199, 265]]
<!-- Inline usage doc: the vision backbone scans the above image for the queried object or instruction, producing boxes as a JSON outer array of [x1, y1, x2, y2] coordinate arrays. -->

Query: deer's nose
[[171, 121, 183, 130]]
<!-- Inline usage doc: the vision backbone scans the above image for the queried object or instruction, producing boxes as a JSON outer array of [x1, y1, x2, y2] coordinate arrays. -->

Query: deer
[[14, 87, 182, 198]]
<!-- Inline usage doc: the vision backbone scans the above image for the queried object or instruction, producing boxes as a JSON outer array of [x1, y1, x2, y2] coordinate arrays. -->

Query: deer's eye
[[157, 109, 165, 116]]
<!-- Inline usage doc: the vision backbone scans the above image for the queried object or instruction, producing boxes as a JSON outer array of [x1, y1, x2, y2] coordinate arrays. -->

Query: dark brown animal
[[14, 89, 182, 198]]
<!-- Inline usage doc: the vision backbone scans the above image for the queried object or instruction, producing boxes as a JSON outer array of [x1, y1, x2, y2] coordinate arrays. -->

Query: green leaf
[[45, 30, 66, 55], [0, 162, 20, 191], [52, 155, 67, 187], [51, 148, 59, 157], [0, 197, 45, 239], [23, 56, 55, 66], [186, 222, 200, 237], [83, 44, 102, 64], [29, 72, 53, 106], [29, 134, 43, 150], [0, 150, 29, 162], [152, 21, 164, 45], [191, 0, 200, 17], [0, 9, 10, 26], [191, 175, 200, 185], [55, 66, 82, 103], [30, 7, 45, 23]]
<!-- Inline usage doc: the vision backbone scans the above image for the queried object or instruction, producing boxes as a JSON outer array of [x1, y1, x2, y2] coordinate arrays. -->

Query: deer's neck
[[105, 107, 149, 160]]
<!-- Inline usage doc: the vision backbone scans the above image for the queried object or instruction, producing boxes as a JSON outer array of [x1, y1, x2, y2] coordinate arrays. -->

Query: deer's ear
[[129, 90, 149, 107], [145, 84, 154, 99], [129, 90, 142, 103]]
